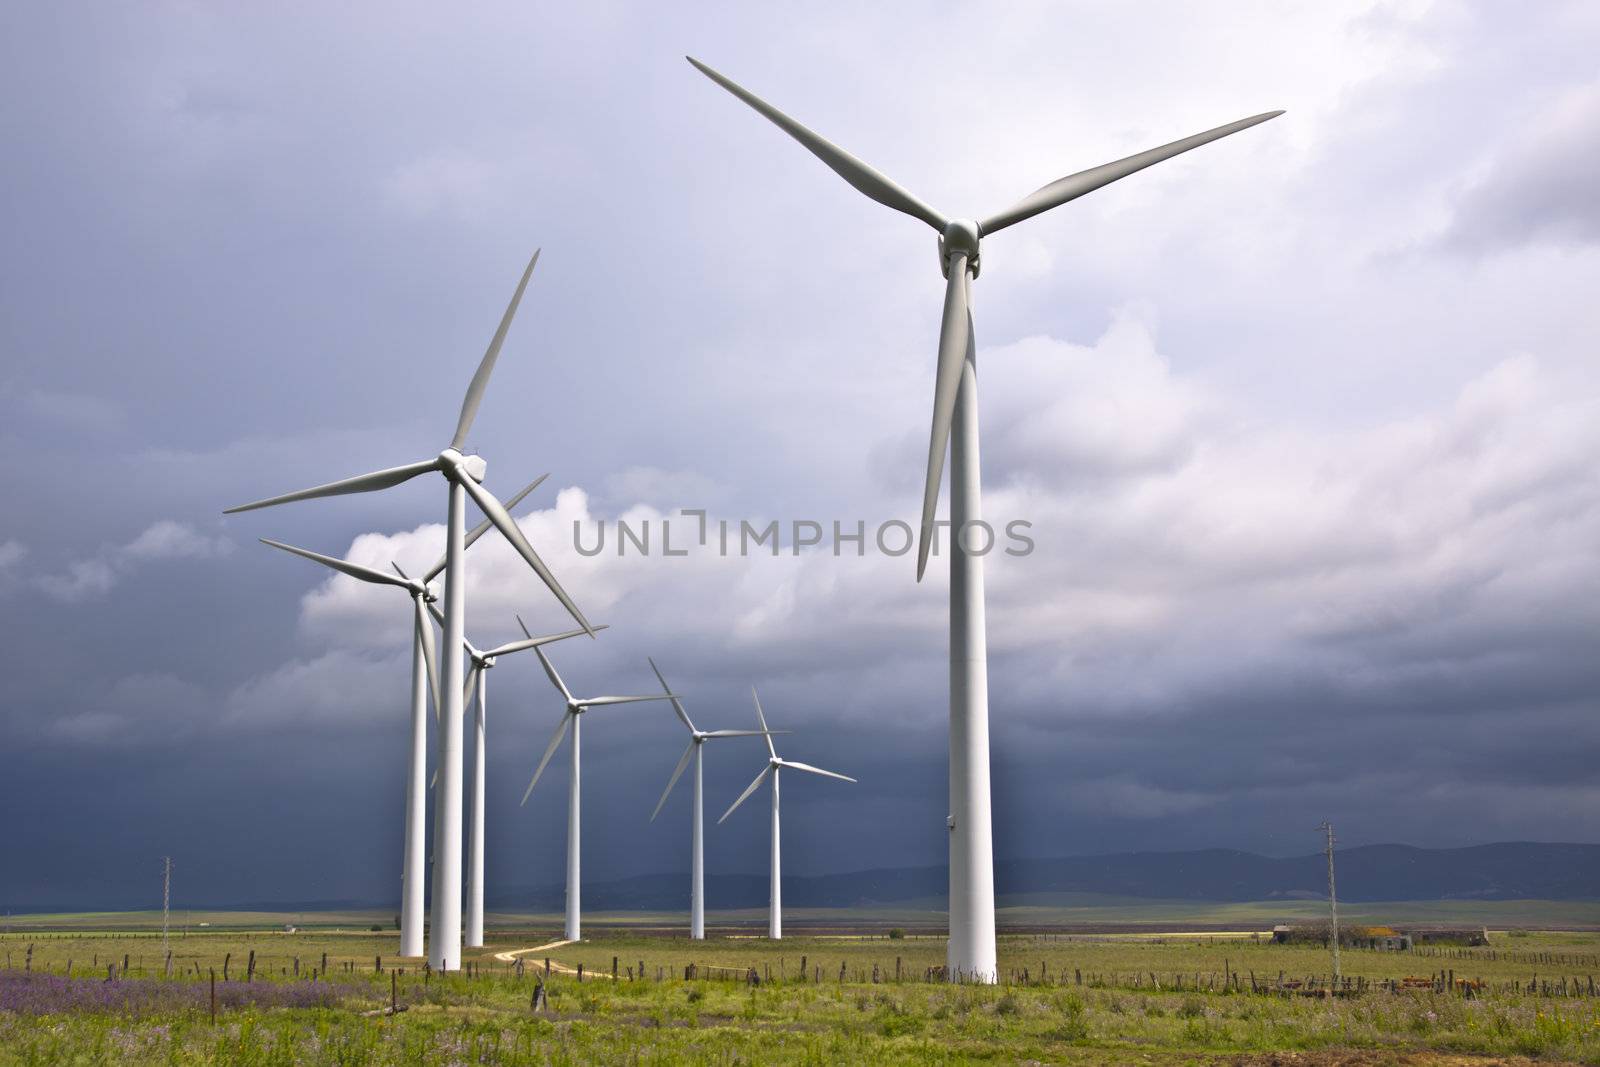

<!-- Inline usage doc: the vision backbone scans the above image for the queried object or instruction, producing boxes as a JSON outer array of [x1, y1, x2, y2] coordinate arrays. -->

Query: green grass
[[3, 923, 1599, 1064]]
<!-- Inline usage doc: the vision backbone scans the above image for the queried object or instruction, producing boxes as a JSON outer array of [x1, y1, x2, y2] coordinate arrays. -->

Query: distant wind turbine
[[520, 650, 677, 941], [433, 608, 603, 949], [718, 688, 854, 940], [689, 57, 1280, 980], [646, 658, 778, 940], [225, 251, 592, 971]]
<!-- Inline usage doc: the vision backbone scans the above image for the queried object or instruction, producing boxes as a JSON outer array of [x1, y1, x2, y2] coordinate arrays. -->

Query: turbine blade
[[686, 57, 947, 232], [650, 741, 696, 823], [703, 729, 788, 738], [224, 458, 439, 514], [532, 646, 575, 703], [979, 110, 1285, 236], [915, 257, 970, 581], [424, 473, 549, 584], [414, 596, 441, 723], [718, 765, 772, 824], [451, 250, 539, 451], [484, 623, 605, 659], [457, 474, 593, 636], [648, 656, 695, 733], [778, 759, 857, 784], [259, 538, 412, 590], [751, 687, 777, 758], [520, 712, 571, 805], [578, 694, 676, 708], [463, 663, 480, 710]]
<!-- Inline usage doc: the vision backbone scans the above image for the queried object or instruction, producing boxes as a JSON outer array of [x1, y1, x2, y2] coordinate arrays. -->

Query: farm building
[[1405, 926, 1489, 946], [1272, 924, 1411, 950]]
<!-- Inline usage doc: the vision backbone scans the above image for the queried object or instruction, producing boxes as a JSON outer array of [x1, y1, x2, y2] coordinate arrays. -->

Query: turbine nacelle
[[440, 449, 488, 484], [938, 219, 981, 280]]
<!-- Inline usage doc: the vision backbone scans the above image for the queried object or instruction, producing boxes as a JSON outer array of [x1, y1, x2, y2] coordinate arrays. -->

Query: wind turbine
[[520, 649, 678, 941], [224, 250, 593, 971], [255, 538, 439, 959], [433, 609, 605, 949], [689, 57, 1281, 981], [645, 658, 778, 940], [718, 688, 854, 940]]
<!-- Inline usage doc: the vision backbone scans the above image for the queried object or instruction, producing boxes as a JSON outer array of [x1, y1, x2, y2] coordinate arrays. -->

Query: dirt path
[[489, 939, 613, 979]]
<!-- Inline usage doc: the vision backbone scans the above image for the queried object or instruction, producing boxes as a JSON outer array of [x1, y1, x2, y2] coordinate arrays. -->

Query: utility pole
[[1317, 822, 1339, 989], [161, 857, 172, 957]]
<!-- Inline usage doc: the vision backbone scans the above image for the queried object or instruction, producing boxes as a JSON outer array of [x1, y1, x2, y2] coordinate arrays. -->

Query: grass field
[[3, 916, 1599, 1064]]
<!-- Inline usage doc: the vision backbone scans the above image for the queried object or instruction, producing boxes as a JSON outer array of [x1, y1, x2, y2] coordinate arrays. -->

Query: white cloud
[[34, 521, 233, 603], [274, 324, 1599, 758]]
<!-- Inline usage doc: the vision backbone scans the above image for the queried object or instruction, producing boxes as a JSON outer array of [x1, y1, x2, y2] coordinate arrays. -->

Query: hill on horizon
[[14, 841, 1588, 915]]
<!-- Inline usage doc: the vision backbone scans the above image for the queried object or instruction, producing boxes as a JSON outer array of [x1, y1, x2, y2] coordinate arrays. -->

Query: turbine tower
[[521, 649, 677, 941], [437, 611, 604, 948], [689, 57, 1280, 980], [646, 658, 777, 940], [225, 251, 593, 971], [257, 475, 545, 958], [718, 688, 854, 940]]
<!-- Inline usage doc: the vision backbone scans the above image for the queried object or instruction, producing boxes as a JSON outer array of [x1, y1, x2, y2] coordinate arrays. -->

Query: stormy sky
[[2, 2, 1597, 911]]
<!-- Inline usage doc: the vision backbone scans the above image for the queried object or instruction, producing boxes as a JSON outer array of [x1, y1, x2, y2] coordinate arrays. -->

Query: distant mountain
[[490, 842, 1600, 911], [7, 842, 1592, 914]]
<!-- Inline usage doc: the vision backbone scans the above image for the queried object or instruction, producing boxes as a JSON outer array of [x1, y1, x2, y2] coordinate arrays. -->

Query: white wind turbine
[[257, 475, 547, 958], [520, 649, 678, 941], [434, 610, 606, 949], [225, 250, 593, 971], [718, 688, 854, 940], [689, 57, 1280, 980], [645, 658, 779, 940]]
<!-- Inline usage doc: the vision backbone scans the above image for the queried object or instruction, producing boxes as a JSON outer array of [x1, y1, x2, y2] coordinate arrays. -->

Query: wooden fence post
[[209, 968, 216, 1024]]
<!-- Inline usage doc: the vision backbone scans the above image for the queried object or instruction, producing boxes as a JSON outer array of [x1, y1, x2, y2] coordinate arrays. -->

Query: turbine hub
[[938, 219, 981, 280]]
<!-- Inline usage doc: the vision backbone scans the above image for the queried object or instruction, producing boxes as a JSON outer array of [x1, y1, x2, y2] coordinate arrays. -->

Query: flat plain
[[3, 910, 1598, 1064]]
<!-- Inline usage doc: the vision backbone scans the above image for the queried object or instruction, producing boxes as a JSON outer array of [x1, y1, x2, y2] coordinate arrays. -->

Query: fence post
[[209, 968, 216, 1024]]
